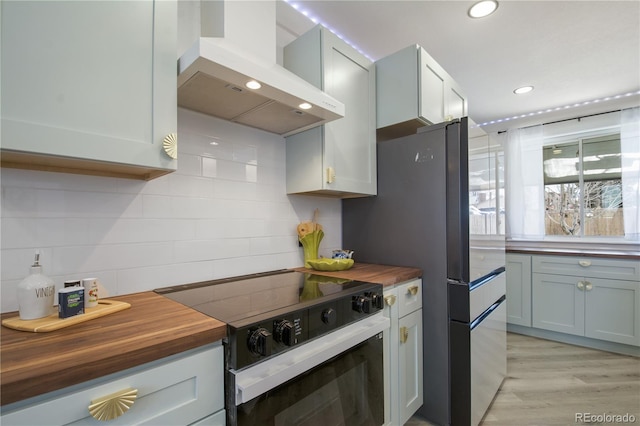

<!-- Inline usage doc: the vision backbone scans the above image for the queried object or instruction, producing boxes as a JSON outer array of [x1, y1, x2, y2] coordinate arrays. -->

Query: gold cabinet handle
[[407, 285, 419, 296], [163, 133, 178, 159], [326, 167, 335, 183], [400, 326, 409, 344], [89, 388, 138, 421], [584, 281, 593, 291], [577, 281, 585, 291], [578, 260, 591, 267], [384, 295, 397, 306]]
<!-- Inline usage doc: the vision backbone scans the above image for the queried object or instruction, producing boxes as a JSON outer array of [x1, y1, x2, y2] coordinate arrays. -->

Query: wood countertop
[[293, 262, 422, 286], [0, 292, 226, 406]]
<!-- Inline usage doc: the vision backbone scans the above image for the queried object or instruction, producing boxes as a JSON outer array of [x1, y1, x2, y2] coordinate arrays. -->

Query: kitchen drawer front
[[1, 344, 223, 425], [532, 255, 640, 281], [190, 409, 226, 425], [398, 279, 422, 318]]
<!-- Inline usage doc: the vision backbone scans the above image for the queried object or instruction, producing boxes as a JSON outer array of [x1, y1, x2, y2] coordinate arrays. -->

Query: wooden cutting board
[[1, 299, 131, 332]]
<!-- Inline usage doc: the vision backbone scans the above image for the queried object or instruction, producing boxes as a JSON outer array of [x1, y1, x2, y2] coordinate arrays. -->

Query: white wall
[[0, 108, 342, 313]]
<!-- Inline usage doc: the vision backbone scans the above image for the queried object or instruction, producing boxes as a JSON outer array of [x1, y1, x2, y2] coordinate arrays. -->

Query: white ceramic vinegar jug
[[18, 251, 56, 320]]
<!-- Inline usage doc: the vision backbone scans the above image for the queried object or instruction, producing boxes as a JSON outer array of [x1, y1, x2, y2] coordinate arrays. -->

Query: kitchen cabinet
[[532, 255, 640, 346], [383, 278, 423, 426], [1, 0, 177, 180], [376, 44, 467, 142], [284, 25, 376, 197], [0, 344, 225, 425], [506, 253, 532, 326]]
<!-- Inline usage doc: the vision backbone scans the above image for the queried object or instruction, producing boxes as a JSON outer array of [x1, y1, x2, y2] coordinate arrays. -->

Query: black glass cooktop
[[155, 270, 377, 326]]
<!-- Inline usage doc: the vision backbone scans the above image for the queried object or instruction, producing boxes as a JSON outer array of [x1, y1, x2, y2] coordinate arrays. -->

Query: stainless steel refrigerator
[[342, 117, 506, 426]]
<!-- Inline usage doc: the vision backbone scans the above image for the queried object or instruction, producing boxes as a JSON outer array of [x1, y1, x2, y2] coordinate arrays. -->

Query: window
[[543, 134, 623, 236], [504, 107, 639, 242]]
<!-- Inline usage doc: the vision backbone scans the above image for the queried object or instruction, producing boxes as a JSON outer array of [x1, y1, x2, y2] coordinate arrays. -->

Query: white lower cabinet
[[383, 279, 423, 426], [506, 253, 532, 326], [0, 344, 225, 425], [532, 255, 640, 346]]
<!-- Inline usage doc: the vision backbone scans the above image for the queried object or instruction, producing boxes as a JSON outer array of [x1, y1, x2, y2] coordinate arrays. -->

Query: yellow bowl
[[307, 258, 354, 271]]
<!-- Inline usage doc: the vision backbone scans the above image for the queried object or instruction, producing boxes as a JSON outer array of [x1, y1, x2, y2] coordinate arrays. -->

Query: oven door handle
[[232, 312, 390, 405]]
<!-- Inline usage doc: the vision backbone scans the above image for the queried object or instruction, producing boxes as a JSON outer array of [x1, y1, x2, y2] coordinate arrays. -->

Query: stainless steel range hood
[[177, 1, 344, 137]]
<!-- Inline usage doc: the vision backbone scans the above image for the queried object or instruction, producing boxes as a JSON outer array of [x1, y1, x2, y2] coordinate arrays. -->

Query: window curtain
[[621, 107, 640, 241], [504, 124, 545, 239]]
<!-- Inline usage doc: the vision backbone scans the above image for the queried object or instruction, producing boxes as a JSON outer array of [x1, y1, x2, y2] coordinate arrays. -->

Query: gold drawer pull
[[384, 295, 397, 306], [407, 285, 419, 296], [89, 388, 138, 421], [400, 326, 409, 344], [578, 260, 591, 267]]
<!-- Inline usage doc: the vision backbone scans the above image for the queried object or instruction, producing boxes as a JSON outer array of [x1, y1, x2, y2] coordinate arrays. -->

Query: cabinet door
[[1, 0, 177, 180], [418, 49, 447, 124], [398, 309, 423, 425], [532, 273, 584, 336], [506, 254, 532, 326], [322, 30, 376, 195], [445, 78, 467, 121], [585, 278, 640, 346], [284, 25, 375, 197]]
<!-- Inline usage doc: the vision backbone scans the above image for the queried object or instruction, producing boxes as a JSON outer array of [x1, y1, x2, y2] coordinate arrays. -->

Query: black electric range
[[155, 270, 384, 370]]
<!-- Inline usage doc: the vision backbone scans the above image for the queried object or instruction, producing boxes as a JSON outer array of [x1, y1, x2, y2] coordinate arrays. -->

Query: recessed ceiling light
[[468, 0, 498, 18], [245, 80, 262, 90], [298, 102, 312, 110], [514, 86, 534, 95]]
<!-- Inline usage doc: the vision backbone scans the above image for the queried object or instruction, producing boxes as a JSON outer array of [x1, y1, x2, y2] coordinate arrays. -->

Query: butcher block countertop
[[293, 262, 422, 286], [0, 292, 225, 406]]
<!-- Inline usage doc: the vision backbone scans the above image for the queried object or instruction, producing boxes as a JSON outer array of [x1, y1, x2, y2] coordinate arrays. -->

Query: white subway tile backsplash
[[202, 157, 217, 178], [1, 218, 39, 248], [0, 108, 342, 313], [1, 186, 38, 217], [168, 174, 214, 198], [175, 152, 202, 176]]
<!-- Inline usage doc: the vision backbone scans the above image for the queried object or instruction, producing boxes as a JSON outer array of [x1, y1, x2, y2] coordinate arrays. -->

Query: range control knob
[[248, 327, 272, 357], [322, 308, 337, 325], [352, 295, 372, 314], [274, 320, 295, 346], [366, 292, 384, 310]]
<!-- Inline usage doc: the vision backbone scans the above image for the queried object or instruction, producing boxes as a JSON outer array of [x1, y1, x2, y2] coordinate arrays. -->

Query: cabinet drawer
[[1, 344, 224, 425], [532, 255, 640, 281], [398, 279, 422, 318], [190, 409, 226, 425]]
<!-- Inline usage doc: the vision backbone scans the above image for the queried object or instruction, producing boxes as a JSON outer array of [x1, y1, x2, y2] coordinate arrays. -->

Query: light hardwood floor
[[407, 332, 640, 425]]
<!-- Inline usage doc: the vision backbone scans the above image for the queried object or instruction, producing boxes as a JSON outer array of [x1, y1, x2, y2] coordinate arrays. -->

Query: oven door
[[228, 313, 389, 426]]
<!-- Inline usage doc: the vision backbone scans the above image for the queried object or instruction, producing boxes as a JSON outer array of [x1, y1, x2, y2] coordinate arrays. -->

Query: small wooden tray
[[1, 300, 131, 332]]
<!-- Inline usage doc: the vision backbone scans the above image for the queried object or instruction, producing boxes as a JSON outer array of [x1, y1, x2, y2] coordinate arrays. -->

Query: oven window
[[237, 334, 384, 426]]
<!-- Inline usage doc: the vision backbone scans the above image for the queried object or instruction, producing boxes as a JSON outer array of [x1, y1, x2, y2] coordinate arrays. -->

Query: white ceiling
[[276, 0, 640, 133]]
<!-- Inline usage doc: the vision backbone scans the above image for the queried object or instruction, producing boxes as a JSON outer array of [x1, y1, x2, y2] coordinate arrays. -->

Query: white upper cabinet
[[284, 25, 376, 197], [376, 44, 467, 141], [1, 0, 177, 180]]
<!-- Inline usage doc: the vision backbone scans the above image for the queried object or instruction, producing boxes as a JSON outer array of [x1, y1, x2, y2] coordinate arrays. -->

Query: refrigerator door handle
[[469, 267, 506, 291], [470, 295, 506, 330]]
